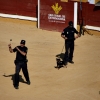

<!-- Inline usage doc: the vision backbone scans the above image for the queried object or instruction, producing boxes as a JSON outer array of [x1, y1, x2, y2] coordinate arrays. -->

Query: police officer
[[8, 40, 30, 89], [61, 21, 80, 66]]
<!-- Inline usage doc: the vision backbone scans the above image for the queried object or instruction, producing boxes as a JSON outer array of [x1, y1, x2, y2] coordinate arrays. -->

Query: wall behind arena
[[40, 0, 74, 32], [0, 0, 100, 32], [40, 0, 100, 32], [78, 2, 100, 27], [0, 0, 37, 17]]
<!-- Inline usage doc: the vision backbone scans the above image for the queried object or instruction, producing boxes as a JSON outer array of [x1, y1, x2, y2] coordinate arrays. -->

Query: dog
[[56, 57, 64, 69]]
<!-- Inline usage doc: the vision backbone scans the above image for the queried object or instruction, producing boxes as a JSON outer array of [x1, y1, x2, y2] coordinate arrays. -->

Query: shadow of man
[[3, 74, 27, 87]]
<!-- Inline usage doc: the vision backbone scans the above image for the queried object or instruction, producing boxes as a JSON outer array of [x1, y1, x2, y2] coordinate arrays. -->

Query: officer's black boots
[[68, 60, 74, 64]]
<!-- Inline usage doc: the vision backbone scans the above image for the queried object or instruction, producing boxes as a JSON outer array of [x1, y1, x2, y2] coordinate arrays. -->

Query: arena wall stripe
[[0, 13, 37, 21]]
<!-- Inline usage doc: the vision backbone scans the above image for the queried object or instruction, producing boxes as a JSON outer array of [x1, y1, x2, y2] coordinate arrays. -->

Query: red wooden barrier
[[40, 0, 74, 32], [0, 0, 37, 17]]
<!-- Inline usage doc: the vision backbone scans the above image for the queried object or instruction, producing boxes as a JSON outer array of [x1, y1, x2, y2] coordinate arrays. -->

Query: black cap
[[68, 21, 73, 26], [20, 40, 26, 45]]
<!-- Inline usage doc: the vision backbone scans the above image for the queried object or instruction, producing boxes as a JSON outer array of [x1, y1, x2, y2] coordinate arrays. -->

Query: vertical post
[[38, 0, 40, 28], [74, 2, 78, 29]]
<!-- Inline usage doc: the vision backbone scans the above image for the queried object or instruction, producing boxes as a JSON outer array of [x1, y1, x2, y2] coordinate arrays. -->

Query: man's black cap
[[20, 40, 26, 45], [68, 21, 73, 26]]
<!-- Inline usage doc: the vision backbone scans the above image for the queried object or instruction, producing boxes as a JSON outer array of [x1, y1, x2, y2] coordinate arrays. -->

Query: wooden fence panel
[[0, 0, 37, 17], [78, 2, 100, 27], [40, 0, 74, 32]]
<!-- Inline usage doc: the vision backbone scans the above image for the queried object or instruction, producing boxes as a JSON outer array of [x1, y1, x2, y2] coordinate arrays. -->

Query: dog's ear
[[56, 58, 60, 61]]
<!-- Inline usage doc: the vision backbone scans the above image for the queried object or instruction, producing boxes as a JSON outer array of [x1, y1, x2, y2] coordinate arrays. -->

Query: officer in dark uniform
[[61, 21, 80, 66], [8, 40, 30, 89]]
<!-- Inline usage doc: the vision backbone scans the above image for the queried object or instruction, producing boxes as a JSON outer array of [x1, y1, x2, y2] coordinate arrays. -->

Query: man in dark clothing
[[8, 40, 30, 89], [61, 21, 80, 66]]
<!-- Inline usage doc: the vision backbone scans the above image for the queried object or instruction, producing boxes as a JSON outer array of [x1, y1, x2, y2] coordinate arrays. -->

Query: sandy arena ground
[[0, 18, 100, 100]]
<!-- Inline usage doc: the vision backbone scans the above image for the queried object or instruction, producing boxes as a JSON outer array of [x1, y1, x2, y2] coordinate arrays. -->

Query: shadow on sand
[[3, 74, 27, 87]]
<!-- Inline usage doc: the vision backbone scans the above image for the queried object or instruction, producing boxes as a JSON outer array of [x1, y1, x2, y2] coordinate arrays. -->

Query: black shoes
[[14, 81, 30, 89], [27, 81, 31, 85], [68, 60, 74, 64], [14, 85, 19, 89]]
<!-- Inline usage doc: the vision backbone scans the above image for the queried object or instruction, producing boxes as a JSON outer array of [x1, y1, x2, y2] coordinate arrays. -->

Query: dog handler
[[8, 40, 30, 89], [61, 21, 80, 66]]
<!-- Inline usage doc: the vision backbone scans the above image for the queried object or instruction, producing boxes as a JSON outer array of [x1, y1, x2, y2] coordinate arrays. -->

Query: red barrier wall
[[40, 1, 100, 31], [78, 2, 100, 27], [0, 0, 100, 30], [0, 0, 37, 17], [86, 3, 100, 27], [40, 0, 74, 32]]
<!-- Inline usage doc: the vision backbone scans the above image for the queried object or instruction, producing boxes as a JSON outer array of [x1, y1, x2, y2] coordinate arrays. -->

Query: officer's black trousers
[[14, 62, 30, 86], [63, 41, 74, 64]]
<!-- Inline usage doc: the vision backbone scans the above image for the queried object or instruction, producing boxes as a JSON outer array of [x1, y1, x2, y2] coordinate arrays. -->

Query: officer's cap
[[20, 40, 26, 45]]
